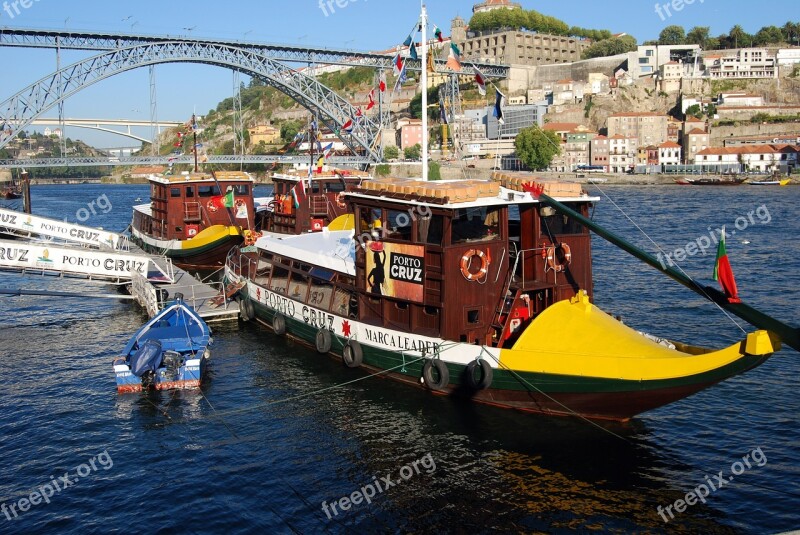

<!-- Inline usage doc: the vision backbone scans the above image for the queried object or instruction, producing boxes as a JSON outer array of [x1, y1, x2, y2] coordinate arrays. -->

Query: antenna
[[421, 3, 428, 181]]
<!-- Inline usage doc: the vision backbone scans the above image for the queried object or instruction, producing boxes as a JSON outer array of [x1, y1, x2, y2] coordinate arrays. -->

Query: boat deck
[[128, 244, 240, 323]]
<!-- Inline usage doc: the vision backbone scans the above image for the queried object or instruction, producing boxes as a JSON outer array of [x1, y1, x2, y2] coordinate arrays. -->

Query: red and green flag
[[434, 25, 443, 43], [713, 226, 741, 303], [211, 190, 234, 210]]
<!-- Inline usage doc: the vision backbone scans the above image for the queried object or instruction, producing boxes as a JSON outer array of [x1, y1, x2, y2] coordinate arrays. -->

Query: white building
[[608, 134, 638, 173], [706, 48, 778, 79], [632, 44, 700, 78], [718, 92, 764, 107], [658, 141, 682, 165], [695, 145, 798, 173], [776, 48, 800, 66]]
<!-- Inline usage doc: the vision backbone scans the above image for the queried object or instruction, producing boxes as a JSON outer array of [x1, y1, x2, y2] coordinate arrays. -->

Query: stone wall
[[508, 53, 631, 93], [710, 123, 800, 145]]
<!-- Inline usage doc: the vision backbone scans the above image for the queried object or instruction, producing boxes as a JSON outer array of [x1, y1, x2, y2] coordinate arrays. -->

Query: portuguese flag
[[713, 226, 741, 303], [211, 190, 234, 210]]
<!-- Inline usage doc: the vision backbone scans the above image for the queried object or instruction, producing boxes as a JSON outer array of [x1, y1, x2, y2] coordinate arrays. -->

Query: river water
[[1, 184, 798, 534]]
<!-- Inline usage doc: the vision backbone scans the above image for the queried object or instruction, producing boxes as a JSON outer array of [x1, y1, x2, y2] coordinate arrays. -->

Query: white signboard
[[0, 208, 124, 250], [0, 240, 149, 279]]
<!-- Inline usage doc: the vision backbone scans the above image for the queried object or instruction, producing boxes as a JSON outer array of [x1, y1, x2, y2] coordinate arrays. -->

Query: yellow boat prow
[[501, 291, 777, 381]]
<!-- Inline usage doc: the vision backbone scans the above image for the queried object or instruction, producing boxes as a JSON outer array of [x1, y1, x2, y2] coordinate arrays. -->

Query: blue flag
[[493, 89, 505, 125]]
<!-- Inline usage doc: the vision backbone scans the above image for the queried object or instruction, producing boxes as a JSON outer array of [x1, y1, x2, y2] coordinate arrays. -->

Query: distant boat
[[675, 176, 746, 186], [113, 293, 212, 393], [748, 179, 792, 186], [587, 177, 608, 184], [134, 197, 142, 202]]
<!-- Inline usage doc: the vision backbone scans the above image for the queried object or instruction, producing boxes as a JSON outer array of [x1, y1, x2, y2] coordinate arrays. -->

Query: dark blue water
[[1, 184, 798, 534]]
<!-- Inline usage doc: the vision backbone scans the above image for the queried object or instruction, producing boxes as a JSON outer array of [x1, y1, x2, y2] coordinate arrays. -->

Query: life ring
[[545, 243, 572, 273], [465, 359, 493, 390], [460, 249, 490, 282], [336, 192, 346, 208], [422, 359, 449, 391], [206, 199, 218, 213], [272, 313, 286, 335], [342, 340, 363, 368], [315, 328, 332, 354]]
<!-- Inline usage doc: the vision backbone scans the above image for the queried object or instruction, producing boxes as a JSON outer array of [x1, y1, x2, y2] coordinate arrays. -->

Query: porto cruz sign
[[0, 208, 124, 249], [0, 240, 148, 279], [365, 241, 424, 303]]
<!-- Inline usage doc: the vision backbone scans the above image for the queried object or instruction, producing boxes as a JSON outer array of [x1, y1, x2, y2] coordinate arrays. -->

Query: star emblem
[[342, 320, 351, 338]]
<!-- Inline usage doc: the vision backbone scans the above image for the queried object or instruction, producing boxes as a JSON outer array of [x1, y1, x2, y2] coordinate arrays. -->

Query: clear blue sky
[[0, 0, 795, 147]]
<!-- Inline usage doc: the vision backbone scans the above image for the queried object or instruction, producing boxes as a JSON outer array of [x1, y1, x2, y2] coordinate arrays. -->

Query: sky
[[0, 0, 796, 148]]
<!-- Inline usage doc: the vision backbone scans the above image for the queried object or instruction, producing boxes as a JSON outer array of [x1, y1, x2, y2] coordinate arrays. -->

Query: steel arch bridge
[[0, 41, 384, 160]]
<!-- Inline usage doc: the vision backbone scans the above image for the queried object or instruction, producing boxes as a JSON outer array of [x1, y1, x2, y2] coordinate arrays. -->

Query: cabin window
[[467, 308, 482, 324], [424, 306, 439, 316], [452, 207, 501, 244], [540, 211, 584, 235], [309, 277, 334, 310], [171, 187, 181, 198], [417, 214, 444, 245], [256, 255, 273, 285], [270, 264, 290, 294], [326, 181, 345, 193], [289, 271, 310, 301], [233, 184, 250, 195], [185, 186, 194, 197], [385, 210, 413, 241], [198, 185, 221, 197]]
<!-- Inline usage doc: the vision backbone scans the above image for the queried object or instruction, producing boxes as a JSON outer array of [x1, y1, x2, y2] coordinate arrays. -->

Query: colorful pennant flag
[[367, 89, 376, 110], [713, 226, 741, 303], [409, 42, 418, 61], [342, 119, 354, 134], [393, 55, 405, 76], [403, 35, 413, 47], [394, 63, 407, 93], [439, 100, 448, 125], [446, 43, 462, 71], [317, 156, 325, 173], [427, 50, 436, 73], [379, 71, 387, 92], [434, 25, 443, 43], [494, 88, 506, 125], [473, 66, 487, 96]]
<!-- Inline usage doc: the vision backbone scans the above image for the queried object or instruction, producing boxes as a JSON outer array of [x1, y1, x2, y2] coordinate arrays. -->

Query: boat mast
[[192, 114, 198, 173], [420, 2, 428, 181]]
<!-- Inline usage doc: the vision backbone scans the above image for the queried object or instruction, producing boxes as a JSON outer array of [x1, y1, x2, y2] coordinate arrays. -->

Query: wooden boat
[[130, 171, 257, 269], [260, 168, 371, 235], [680, 176, 746, 186], [223, 173, 790, 421], [113, 293, 212, 393], [748, 178, 792, 186]]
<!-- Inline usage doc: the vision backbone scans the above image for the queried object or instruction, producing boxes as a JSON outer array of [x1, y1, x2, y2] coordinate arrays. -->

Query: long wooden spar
[[537, 193, 800, 353]]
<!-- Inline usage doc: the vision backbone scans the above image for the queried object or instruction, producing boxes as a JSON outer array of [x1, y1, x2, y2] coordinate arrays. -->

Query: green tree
[[279, 120, 302, 142], [581, 35, 638, 60], [783, 22, 799, 45], [514, 128, 561, 170], [410, 85, 441, 120], [686, 26, 710, 48], [383, 145, 399, 160], [729, 25, 748, 48], [685, 104, 703, 119], [428, 161, 441, 181], [404, 144, 421, 161], [659, 25, 686, 45], [753, 25, 785, 46]]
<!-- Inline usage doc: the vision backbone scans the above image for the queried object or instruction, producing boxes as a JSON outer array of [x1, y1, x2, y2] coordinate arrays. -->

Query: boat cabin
[[344, 174, 597, 348], [264, 169, 370, 235], [133, 171, 256, 242]]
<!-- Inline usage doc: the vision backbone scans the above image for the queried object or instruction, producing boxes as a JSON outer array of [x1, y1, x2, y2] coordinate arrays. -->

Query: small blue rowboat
[[114, 293, 212, 393]]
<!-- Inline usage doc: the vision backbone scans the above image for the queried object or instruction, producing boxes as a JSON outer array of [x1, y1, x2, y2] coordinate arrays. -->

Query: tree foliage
[[468, 8, 611, 40], [280, 120, 302, 142], [659, 25, 686, 45], [514, 128, 561, 170], [383, 145, 399, 160], [404, 144, 421, 161], [581, 35, 638, 60], [666, 22, 797, 48]]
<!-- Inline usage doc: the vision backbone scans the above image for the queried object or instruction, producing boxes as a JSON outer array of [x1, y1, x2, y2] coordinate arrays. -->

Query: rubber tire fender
[[238, 298, 252, 322], [422, 359, 449, 391], [465, 358, 493, 390], [315, 328, 332, 354], [273, 313, 287, 336], [342, 340, 363, 368]]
